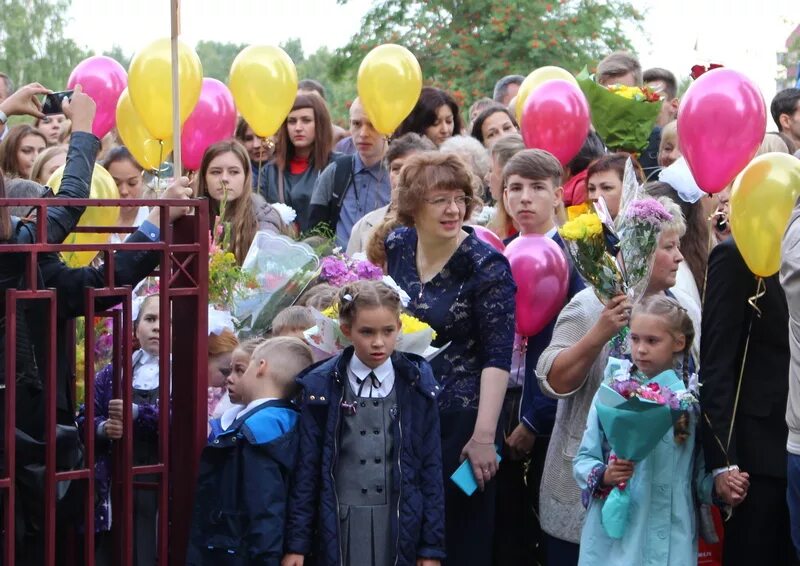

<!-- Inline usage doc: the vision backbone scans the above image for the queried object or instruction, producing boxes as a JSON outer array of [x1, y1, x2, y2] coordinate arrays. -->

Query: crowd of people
[[1, 46, 800, 566]]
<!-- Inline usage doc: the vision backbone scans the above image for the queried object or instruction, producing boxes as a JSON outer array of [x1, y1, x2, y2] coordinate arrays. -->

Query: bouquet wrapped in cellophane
[[232, 231, 320, 338], [558, 201, 626, 303], [593, 357, 699, 539], [576, 68, 662, 153], [560, 159, 671, 307]]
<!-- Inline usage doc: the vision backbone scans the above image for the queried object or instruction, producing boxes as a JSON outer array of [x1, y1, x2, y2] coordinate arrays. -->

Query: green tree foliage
[[281, 38, 306, 66], [333, 0, 642, 107], [195, 40, 247, 82], [293, 44, 356, 125], [103, 45, 132, 70], [0, 0, 91, 91]]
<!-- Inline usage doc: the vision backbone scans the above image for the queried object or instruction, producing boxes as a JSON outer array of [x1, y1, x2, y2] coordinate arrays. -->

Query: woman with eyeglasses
[[384, 152, 516, 566]]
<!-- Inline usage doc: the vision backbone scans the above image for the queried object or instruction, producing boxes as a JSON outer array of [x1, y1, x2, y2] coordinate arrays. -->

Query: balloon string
[[156, 140, 165, 196], [256, 139, 263, 195], [747, 277, 766, 317], [517, 336, 527, 388], [725, 276, 765, 453]]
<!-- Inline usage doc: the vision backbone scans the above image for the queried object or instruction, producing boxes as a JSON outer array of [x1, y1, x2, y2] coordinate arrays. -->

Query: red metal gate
[[0, 196, 209, 565]]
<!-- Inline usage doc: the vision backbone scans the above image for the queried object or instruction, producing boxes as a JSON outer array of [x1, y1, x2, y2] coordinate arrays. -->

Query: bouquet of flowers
[[576, 68, 662, 153], [616, 198, 673, 300], [318, 250, 384, 287], [558, 203, 626, 303], [232, 232, 320, 338], [208, 186, 258, 310], [594, 357, 699, 539]]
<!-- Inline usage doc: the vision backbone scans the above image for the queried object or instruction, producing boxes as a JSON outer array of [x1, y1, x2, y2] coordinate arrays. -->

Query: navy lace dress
[[385, 225, 516, 565]]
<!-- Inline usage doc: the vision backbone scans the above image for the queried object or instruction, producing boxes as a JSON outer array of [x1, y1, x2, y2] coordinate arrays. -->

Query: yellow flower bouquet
[[559, 205, 625, 302]]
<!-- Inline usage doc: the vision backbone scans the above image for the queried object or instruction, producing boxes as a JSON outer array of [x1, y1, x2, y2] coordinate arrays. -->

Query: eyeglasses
[[423, 194, 472, 209]]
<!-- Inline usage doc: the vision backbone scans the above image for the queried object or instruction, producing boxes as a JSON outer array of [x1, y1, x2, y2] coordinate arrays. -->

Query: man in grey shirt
[[308, 97, 390, 248]]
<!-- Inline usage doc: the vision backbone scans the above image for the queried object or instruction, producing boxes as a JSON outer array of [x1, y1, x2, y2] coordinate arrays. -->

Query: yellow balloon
[[128, 38, 203, 140], [60, 232, 110, 267], [229, 45, 298, 138], [116, 88, 174, 171], [515, 66, 579, 122], [730, 152, 800, 277], [357, 44, 422, 135], [47, 163, 120, 267]]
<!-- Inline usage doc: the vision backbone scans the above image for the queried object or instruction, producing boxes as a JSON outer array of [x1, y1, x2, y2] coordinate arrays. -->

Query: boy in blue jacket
[[188, 337, 314, 565]]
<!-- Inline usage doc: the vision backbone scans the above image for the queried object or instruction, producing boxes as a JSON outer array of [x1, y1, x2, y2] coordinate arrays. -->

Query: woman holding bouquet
[[573, 295, 747, 565], [534, 197, 697, 565], [385, 152, 516, 565]]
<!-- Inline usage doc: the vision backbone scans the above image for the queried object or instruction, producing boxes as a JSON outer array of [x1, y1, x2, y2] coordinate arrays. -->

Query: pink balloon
[[181, 78, 237, 171], [521, 79, 590, 166], [504, 234, 569, 336], [678, 68, 765, 194], [67, 56, 127, 139], [472, 225, 505, 252]]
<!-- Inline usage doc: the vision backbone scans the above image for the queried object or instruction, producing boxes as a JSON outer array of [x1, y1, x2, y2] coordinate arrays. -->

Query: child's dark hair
[[631, 295, 695, 444], [337, 280, 402, 327]]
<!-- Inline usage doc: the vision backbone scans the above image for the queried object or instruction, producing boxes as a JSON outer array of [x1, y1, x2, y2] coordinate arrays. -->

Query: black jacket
[[700, 238, 789, 477], [0, 131, 161, 434], [7, 230, 161, 437]]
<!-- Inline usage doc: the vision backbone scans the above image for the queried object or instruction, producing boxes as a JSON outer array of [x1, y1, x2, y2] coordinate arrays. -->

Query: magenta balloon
[[472, 225, 506, 252], [67, 56, 128, 139], [521, 79, 590, 166], [678, 68, 765, 194], [504, 234, 569, 336], [181, 78, 238, 170]]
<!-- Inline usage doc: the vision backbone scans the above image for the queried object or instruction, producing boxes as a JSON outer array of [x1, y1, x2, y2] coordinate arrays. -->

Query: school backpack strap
[[329, 154, 355, 228]]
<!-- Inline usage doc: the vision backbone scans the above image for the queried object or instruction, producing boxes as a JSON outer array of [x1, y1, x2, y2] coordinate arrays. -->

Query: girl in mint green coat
[[573, 296, 743, 565]]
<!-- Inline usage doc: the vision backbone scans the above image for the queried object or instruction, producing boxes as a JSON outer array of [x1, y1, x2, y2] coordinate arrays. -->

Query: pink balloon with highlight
[[181, 78, 238, 171], [471, 225, 506, 252], [504, 234, 569, 336], [678, 68, 766, 194], [67, 56, 128, 139], [521, 79, 590, 166]]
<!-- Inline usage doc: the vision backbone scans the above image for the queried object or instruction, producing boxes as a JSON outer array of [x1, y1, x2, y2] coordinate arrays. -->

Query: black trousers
[[723, 473, 800, 566], [492, 388, 550, 566], [440, 409, 502, 566]]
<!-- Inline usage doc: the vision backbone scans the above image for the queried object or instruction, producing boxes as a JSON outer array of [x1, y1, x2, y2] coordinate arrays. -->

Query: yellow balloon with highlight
[[515, 66, 579, 122], [116, 88, 174, 171], [730, 152, 800, 277], [128, 38, 203, 140], [229, 45, 298, 138], [47, 163, 120, 267], [357, 44, 422, 135]]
